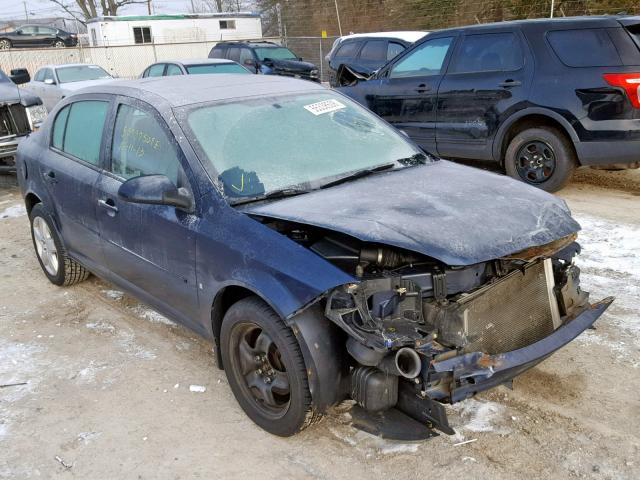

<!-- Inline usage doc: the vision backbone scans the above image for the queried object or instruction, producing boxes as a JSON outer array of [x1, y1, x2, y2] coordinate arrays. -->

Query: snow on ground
[[572, 214, 640, 361], [0, 204, 26, 220]]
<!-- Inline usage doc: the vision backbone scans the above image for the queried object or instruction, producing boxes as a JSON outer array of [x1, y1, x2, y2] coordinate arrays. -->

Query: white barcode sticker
[[304, 99, 346, 116]]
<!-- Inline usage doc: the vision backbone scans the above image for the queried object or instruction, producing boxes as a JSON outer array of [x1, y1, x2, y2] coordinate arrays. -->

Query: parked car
[[326, 31, 428, 87], [141, 59, 251, 77], [0, 24, 78, 49], [209, 40, 320, 82], [17, 75, 611, 438], [0, 68, 47, 174], [339, 15, 640, 192], [25, 64, 115, 111]]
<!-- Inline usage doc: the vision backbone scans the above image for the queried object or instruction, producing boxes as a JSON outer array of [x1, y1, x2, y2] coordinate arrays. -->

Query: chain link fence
[[0, 36, 340, 82]]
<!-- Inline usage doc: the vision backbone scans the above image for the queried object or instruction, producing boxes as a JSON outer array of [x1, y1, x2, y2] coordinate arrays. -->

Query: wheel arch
[[494, 109, 580, 166], [24, 191, 42, 216]]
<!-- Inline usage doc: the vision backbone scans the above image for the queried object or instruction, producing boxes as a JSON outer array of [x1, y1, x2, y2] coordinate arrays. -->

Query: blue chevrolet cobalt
[[17, 74, 612, 438]]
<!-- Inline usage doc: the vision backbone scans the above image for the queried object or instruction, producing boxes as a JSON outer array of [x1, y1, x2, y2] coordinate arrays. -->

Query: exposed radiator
[[456, 259, 560, 354]]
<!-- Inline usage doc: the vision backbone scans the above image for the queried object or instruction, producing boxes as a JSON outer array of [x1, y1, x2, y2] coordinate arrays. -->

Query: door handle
[[499, 80, 522, 88], [42, 170, 57, 183], [98, 198, 118, 214], [415, 84, 431, 94]]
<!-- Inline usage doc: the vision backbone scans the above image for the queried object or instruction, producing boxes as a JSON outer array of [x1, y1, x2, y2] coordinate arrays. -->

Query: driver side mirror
[[118, 174, 194, 213], [9, 68, 30, 85], [44, 78, 55, 85]]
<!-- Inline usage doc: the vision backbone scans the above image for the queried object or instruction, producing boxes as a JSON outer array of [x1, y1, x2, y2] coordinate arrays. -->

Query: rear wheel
[[505, 126, 576, 192], [220, 297, 318, 436], [53, 40, 65, 48], [29, 203, 90, 286], [0, 39, 11, 49]]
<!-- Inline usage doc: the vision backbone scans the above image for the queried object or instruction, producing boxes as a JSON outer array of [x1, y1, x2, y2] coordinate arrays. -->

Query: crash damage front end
[[320, 240, 612, 438]]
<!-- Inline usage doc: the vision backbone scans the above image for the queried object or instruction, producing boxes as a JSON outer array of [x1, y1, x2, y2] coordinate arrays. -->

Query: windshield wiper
[[319, 163, 396, 190], [230, 187, 310, 206]]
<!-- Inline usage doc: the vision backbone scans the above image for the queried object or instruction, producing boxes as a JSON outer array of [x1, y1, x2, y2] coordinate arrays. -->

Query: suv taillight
[[603, 73, 640, 109]]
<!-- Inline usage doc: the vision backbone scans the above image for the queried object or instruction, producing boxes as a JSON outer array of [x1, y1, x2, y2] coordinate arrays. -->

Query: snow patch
[[448, 398, 509, 436], [101, 289, 124, 301], [134, 306, 176, 326], [116, 331, 156, 360], [328, 427, 420, 455], [0, 204, 26, 220], [189, 385, 206, 393]]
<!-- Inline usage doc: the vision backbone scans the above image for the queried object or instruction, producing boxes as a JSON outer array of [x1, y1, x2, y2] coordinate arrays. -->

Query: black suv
[[340, 16, 640, 191], [0, 25, 78, 50], [209, 41, 320, 82]]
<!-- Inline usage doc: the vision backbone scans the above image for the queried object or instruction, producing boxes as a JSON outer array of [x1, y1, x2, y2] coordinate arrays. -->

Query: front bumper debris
[[431, 298, 614, 403]]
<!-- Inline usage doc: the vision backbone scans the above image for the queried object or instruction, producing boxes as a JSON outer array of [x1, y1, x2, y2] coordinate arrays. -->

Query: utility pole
[[147, 0, 152, 15], [550, 0, 555, 18], [23, 1, 28, 22], [334, 0, 343, 36]]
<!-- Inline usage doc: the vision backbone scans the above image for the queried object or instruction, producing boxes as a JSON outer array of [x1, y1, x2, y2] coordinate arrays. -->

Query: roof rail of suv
[[217, 40, 279, 46]]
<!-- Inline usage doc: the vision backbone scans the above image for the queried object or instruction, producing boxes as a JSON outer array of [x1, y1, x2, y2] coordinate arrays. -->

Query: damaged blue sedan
[[16, 75, 612, 438]]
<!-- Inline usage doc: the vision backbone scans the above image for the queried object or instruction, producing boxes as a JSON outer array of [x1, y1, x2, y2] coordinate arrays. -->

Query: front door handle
[[98, 198, 118, 215], [415, 83, 431, 94], [499, 79, 522, 88]]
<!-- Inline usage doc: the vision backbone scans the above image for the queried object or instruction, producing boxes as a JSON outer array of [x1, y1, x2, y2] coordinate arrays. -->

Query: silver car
[[25, 64, 116, 111]]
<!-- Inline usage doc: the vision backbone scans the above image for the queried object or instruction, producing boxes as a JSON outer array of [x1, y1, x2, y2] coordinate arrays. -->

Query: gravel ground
[[1, 169, 639, 480]]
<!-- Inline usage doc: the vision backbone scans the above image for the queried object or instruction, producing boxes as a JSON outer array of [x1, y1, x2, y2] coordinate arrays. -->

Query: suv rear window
[[547, 29, 622, 67]]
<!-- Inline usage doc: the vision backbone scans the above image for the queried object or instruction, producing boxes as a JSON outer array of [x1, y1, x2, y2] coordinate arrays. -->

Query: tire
[[53, 40, 65, 48], [29, 203, 90, 286], [220, 296, 319, 436], [0, 39, 11, 50], [504, 126, 577, 193]]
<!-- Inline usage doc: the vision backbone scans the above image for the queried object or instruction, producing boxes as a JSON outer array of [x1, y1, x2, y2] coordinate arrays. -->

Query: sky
[[0, 0, 207, 22]]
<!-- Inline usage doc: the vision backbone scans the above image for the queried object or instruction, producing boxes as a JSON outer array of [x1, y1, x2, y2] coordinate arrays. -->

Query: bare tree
[[49, 0, 149, 23]]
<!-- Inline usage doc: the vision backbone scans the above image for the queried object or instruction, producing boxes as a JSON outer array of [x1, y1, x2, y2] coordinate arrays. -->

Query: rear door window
[[165, 64, 182, 76], [146, 64, 165, 77], [389, 37, 454, 78], [450, 32, 524, 73], [359, 40, 387, 61], [334, 41, 360, 59], [547, 29, 622, 67], [227, 47, 241, 62], [52, 100, 109, 166]]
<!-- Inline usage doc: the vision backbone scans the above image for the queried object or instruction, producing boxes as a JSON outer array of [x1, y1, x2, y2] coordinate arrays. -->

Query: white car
[[325, 31, 429, 62], [25, 64, 116, 111]]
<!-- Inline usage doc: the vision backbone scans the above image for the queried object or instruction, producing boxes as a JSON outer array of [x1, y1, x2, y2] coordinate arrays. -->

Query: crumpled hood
[[267, 58, 316, 73], [0, 81, 21, 104], [242, 160, 581, 266]]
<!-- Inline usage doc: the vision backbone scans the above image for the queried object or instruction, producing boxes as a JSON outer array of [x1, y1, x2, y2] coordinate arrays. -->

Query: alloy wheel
[[32, 216, 59, 276], [515, 140, 556, 184], [229, 322, 291, 419], [0, 40, 10, 50]]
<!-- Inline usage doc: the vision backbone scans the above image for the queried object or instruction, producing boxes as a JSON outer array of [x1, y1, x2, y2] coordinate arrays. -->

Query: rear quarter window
[[547, 29, 622, 67], [626, 24, 640, 49]]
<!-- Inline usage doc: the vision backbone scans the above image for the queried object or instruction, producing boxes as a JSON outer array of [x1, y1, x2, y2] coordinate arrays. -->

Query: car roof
[[77, 74, 326, 107], [338, 31, 428, 43], [39, 63, 103, 70], [216, 41, 281, 48], [158, 58, 237, 66], [429, 15, 637, 34]]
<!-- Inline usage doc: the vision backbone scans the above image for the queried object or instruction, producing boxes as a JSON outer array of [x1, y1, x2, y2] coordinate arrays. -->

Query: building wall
[[88, 17, 263, 47]]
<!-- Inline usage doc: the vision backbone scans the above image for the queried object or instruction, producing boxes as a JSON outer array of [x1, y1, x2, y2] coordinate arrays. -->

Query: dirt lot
[[1, 169, 639, 480]]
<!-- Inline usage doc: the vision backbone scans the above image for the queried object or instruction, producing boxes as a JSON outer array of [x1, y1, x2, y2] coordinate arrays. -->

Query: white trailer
[[87, 13, 262, 47]]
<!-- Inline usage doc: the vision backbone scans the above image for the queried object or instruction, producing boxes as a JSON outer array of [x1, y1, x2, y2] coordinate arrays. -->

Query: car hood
[[242, 160, 581, 266], [267, 58, 316, 72], [60, 78, 119, 92], [0, 81, 21, 104]]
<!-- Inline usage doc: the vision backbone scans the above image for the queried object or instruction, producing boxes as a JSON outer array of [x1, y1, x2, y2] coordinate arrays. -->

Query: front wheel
[[29, 203, 90, 286], [504, 126, 576, 193], [220, 297, 319, 436], [0, 39, 11, 49]]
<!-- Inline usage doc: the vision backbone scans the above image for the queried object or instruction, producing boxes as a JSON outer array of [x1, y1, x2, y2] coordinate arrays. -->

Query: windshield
[[254, 47, 298, 61], [186, 63, 250, 75], [182, 91, 427, 201], [56, 65, 111, 83]]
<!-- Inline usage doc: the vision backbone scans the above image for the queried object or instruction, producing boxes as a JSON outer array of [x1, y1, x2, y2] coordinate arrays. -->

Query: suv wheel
[[29, 204, 90, 286], [220, 297, 320, 436], [0, 39, 11, 49], [505, 126, 576, 192], [53, 40, 65, 48]]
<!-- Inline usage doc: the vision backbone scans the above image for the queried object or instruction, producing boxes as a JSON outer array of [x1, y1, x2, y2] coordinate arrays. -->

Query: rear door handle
[[499, 80, 522, 88], [415, 84, 431, 94], [42, 170, 57, 183], [98, 198, 118, 215]]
